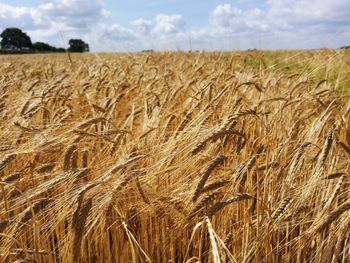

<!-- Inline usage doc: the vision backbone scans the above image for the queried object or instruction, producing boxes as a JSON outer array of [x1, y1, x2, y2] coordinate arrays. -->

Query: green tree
[[33, 42, 57, 52], [33, 42, 65, 53], [68, 39, 89, 52], [0, 28, 33, 50]]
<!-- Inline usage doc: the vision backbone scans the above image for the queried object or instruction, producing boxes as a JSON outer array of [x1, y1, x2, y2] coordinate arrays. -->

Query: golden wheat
[[0, 50, 349, 262]]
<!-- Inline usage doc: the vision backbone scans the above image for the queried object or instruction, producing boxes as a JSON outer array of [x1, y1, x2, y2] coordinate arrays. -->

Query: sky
[[0, 0, 349, 51]]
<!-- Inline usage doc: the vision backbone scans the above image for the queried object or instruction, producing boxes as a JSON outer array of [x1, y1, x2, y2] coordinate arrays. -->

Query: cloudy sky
[[0, 0, 349, 51]]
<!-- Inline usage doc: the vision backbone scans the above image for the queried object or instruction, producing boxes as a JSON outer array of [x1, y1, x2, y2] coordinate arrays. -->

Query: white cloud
[[204, 1, 350, 49], [129, 14, 187, 50], [131, 14, 185, 35], [264, 0, 350, 49], [0, 3, 45, 30], [210, 4, 267, 34], [99, 24, 137, 42], [210, 4, 242, 29], [131, 18, 153, 35], [266, 0, 350, 34], [80, 23, 138, 52], [152, 14, 185, 34], [267, 0, 350, 19], [38, 0, 109, 29]]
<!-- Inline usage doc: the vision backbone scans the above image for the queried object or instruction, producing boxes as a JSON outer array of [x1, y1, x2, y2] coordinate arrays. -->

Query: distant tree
[[68, 39, 89, 52], [56, 48, 66, 52], [0, 28, 33, 50], [33, 42, 57, 52]]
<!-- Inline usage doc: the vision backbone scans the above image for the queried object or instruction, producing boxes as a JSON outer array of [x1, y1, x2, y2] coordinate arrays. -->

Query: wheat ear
[[192, 155, 226, 202]]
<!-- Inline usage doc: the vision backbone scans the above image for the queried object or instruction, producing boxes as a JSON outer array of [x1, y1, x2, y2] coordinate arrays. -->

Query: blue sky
[[0, 0, 349, 51]]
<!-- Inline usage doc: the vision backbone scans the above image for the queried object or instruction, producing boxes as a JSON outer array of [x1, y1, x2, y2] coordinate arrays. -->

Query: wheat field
[[0, 50, 350, 262]]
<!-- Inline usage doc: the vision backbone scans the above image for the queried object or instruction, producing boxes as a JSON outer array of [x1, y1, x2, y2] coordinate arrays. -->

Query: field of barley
[[0, 49, 350, 262]]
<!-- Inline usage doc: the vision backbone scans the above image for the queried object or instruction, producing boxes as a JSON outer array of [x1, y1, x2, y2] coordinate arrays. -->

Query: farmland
[[0, 49, 350, 262]]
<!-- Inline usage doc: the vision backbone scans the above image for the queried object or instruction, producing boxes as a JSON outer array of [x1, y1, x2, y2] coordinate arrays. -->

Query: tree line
[[0, 28, 89, 53]]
